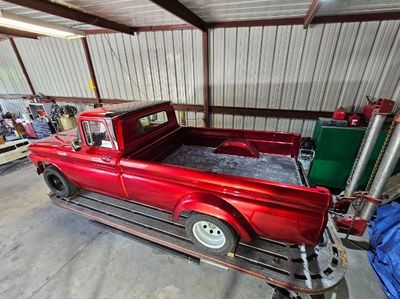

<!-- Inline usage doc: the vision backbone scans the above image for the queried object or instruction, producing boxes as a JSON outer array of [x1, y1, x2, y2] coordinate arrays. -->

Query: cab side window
[[82, 121, 113, 149]]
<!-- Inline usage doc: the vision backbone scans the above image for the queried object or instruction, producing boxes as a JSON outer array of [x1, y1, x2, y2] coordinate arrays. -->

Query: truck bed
[[162, 145, 303, 186]]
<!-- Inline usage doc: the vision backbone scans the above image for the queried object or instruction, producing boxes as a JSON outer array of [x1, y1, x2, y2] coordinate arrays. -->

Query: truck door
[[66, 119, 126, 199]]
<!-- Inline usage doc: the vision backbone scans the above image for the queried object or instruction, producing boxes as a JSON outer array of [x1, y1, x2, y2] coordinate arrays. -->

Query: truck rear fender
[[173, 193, 256, 242]]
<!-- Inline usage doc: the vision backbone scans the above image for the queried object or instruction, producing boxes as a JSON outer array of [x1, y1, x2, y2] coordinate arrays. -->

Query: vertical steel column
[[344, 114, 387, 196], [81, 37, 101, 106], [360, 119, 400, 220], [9, 38, 36, 95], [202, 31, 210, 128]]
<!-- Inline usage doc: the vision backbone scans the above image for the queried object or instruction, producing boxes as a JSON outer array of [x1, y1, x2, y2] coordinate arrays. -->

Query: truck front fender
[[173, 193, 256, 242]]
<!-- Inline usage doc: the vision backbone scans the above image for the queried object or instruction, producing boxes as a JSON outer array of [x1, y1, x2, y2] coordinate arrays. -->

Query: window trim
[[81, 120, 114, 149]]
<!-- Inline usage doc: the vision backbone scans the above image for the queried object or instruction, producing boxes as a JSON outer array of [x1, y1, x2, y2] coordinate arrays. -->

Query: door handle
[[101, 156, 112, 162]]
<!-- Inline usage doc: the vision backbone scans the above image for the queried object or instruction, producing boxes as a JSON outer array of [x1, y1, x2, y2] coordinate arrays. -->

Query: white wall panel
[[210, 21, 400, 136], [0, 98, 27, 116], [87, 31, 204, 104], [14, 37, 95, 98], [0, 41, 31, 94]]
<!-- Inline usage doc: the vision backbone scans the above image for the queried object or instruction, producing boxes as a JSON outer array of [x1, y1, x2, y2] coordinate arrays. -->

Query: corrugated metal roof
[[87, 30, 203, 104], [179, 0, 400, 23], [14, 37, 95, 97], [319, 0, 400, 16], [0, 0, 98, 29], [60, 0, 184, 27], [0, 39, 31, 94], [179, 0, 311, 22], [210, 21, 400, 136]]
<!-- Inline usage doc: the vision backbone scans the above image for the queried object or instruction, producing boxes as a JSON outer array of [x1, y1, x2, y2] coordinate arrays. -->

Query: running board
[[50, 190, 347, 294]]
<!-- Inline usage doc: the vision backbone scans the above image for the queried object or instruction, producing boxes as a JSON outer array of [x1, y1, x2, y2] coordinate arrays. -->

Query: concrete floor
[[0, 159, 386, 299]]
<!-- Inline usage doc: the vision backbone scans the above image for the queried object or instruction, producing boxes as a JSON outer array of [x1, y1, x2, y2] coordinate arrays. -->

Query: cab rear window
[[137, 111, 168, 136]]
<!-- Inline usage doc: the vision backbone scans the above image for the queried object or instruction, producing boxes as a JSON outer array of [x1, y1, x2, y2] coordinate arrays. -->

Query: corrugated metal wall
[[1, 20, 400, 136], [14, 37, 95, 98], [209, 20, 400, 136], [86, 31, 204, 105], [0, 98, 27, 116], [0, 40, 31, 94]]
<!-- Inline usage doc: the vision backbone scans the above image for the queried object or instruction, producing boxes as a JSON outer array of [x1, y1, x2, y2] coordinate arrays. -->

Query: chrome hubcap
[[192, 221, 226, 249]]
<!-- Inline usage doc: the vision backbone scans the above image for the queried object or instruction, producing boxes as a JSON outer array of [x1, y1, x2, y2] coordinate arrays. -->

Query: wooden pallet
[[51, 190, 347, 295]]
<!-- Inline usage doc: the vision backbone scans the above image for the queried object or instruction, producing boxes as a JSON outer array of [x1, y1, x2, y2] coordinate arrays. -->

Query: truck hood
[[29, 128, 77, 149]]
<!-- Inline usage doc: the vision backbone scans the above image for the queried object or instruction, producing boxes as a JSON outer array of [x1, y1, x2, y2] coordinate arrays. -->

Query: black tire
[[185, 212, 238, 255], [43, 165, 78, 198]]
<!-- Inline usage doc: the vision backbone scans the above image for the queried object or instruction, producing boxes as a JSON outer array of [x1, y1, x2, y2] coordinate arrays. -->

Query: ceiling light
[[0, 10, 85, 39]]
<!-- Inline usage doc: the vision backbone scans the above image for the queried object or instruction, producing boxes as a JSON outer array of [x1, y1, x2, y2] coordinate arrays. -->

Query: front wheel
[[185, 212, 238, 255], [43, 165, 78, 198]]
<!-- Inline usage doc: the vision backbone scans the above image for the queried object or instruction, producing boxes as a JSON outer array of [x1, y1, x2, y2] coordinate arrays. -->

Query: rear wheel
[[185, 212, 238, 255], [43, 165, 78, 198]]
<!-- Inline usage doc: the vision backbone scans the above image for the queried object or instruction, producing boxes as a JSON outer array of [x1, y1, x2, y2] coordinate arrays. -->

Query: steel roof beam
[[9, 38, 36, 94], [0, 26, 38, 39], [148, 0, 208, 32], [314, 11, 400, 24], [304, 0, 322, 29], [81, 37, 101, 106], [4, 0, 137, 35]]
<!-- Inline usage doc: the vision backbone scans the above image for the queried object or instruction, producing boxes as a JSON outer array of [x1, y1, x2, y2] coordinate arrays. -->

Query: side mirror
[[71, 138, 81, 151]]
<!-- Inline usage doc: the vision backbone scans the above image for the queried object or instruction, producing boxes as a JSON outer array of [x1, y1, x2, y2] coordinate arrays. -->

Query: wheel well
[[182, 209, 255, 242], [173, 194, 257, 243], [36, 161, 46, 174], [37, 162, 56, 174]]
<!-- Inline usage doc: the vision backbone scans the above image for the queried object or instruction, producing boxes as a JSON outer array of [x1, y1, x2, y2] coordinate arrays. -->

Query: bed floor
[[162, 145, 303, 186]]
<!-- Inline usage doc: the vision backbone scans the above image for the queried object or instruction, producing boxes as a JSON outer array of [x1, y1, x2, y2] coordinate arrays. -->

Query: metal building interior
[[0, 1, 400, 298]]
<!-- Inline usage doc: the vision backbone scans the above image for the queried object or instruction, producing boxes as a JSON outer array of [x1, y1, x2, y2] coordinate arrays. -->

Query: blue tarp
[[368, 200, 400, 299]]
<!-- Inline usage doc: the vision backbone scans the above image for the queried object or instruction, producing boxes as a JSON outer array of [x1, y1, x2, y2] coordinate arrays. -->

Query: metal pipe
[[344, 114, 387, 196], [360, 122, 400, 220]]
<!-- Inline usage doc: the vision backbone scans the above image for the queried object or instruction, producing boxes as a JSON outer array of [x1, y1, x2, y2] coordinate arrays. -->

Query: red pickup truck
[[29, 101, 331, 254]]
